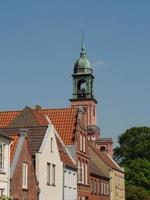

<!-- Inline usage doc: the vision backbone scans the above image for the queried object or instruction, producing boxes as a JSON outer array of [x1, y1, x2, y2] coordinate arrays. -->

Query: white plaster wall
[[64, 168, 77, 200], [36, 125, 63, 200], [0, 136, 10, 197]]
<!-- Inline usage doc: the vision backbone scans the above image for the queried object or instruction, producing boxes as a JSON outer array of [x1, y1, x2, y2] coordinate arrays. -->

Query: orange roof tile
[[40, 108, 78, 145], [0, 111, 19, 128], [10, 135, 19, 164], [56, 135, 76, 169], [0, 107, 78, 145]]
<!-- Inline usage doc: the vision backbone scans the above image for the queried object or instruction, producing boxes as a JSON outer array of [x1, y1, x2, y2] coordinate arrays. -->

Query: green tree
[[114, 126, 150, 199]]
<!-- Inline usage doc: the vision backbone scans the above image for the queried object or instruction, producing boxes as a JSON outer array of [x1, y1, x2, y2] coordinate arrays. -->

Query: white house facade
[[0, 132, 10, 197], [64, 166, 77, 200], [35, 124, 63, 200]]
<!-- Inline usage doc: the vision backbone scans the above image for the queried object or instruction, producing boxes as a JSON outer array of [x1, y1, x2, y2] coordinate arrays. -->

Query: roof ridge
[[1, 125, 48, 129], [41, 107, 78, 111], [0, 110, 20, 113]]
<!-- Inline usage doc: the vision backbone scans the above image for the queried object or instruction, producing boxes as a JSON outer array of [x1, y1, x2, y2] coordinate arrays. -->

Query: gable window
[[22, 162, 28, 189], [52, 164, 56, 186], [50, 138, 53, 153], [47, 163, 51, 185]]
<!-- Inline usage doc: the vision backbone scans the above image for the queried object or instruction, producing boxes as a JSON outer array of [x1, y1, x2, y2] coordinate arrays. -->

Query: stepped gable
[[88, 142, 123, 172], [39, 108, 78, 145], [56, 134, 76, 170], [2, 126, 48, 156], [89, 159, 109, 179]]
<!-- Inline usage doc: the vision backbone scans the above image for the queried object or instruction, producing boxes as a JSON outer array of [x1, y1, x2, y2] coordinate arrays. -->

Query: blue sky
[[0, 1, 150, 146]]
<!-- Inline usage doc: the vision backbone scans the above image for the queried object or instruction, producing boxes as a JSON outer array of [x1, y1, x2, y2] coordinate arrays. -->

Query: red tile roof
[[10, 135, 19, 164], [56, 134, 76, 169], [40, 108, 78, 144], [0, 107, 78, 145], [31, 109, 48, 126], [0, 111, 19, 128]]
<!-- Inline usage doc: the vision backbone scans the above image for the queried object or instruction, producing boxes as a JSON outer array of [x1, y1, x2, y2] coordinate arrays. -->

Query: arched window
[[77, 79, 87, 98], [80, 133, 82, 151], [100, 146, 106, 152]]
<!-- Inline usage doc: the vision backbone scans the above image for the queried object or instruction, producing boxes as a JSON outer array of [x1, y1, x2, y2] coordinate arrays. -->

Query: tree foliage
[[114, 126, 150, 199]]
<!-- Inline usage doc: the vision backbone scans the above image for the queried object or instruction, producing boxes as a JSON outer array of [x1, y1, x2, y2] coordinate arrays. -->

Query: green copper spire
[[81, 30, 86, 54], [74, 32, 92, 74]]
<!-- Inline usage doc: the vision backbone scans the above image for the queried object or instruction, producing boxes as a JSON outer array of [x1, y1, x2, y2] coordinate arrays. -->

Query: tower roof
[[74, 33, 92, 74]]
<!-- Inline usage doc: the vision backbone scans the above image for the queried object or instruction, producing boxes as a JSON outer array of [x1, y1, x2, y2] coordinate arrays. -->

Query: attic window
[[50, 138, 53, 153]]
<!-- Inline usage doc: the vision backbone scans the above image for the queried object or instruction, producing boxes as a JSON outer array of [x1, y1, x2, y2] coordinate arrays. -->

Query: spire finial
[[81, 30, 85, 51], [80, 30, 86, 56]]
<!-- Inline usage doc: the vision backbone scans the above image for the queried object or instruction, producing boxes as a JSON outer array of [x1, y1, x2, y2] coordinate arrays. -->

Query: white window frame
[[22, 162, 28, 189], [73, 172, 76, 189], [64, 169, 67, 187]]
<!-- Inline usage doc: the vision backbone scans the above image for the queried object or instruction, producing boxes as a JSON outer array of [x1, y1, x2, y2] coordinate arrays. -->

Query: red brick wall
[[10, 139, 38, 200], [89, 175, 110, 200], [76, 111, 90, 199]]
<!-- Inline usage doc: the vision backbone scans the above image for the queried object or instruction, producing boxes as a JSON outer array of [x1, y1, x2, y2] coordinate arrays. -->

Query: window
[[47, 163, 51, 185], [90, 179, 93, 193], [82, 160, 84, 183], [78, 159, 82, 183], [0, 144, 4, 171], [80, 134, 82, 151], [83, 135, 86, 152], [52, 164, 56, 186], [50, 138, 53, 153], [106, 184, 109, 195], [101, 182, 103, 195], [73, 173, 76, 189], [64, 170, 67, 187], [94, 180, 97, 194], [0, 188, 4, 197], [85, 161, 88, 184], [22, 162, 28, 189], [68, 171, 71, 188]]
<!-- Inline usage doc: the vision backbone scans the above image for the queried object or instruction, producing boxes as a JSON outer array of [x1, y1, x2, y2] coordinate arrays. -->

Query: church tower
[[70, 34, 100, 139]]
